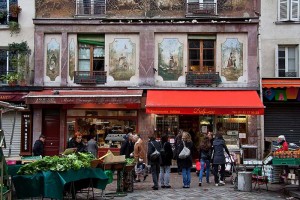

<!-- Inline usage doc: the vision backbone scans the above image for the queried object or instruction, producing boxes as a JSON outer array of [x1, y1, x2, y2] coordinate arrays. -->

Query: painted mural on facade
[[264, 88, 300, 101], [109, 38, 136, 81], [46, 38, 60, 81], [158, 38, 183, 81], [69, 39, 75, 80], [221, 38, 243, 81]]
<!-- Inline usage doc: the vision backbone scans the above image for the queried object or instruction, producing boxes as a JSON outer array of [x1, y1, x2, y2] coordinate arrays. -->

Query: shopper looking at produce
[[87, 135, 98, 158], [120, 133, 134, 158], [67, 132, 87, 153], [276, 135, 288, 151], [132, 134, 147, 182], [33, 134, 46, 156]]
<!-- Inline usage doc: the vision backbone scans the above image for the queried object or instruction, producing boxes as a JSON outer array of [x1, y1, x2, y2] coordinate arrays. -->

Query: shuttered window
[[279, 0, 300, 21], [275, 45, 299, 77]]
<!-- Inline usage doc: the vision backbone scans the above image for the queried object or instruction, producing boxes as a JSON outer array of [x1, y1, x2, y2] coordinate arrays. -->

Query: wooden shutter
[[279, 0, 289, 21], [291, 0, 299, 21], [275, 45, 279, 77]]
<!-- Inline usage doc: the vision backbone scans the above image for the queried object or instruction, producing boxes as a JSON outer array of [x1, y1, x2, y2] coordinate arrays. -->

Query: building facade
[[0, 0, 35, 157], [261, 0, 300, 148], [26, 0, 263, 160]]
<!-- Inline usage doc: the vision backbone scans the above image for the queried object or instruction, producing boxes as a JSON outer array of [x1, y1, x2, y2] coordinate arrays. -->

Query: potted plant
[[8, 21, 20, 36], [1, 72, 20, 86], [8, 41, 31, 85], [9, 4, 21, 17]]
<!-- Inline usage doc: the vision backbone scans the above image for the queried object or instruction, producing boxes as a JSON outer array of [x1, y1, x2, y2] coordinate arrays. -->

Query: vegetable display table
[[12, 167, 109, 199]]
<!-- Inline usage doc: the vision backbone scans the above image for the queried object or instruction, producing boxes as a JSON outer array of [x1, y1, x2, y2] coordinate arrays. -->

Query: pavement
[[23, 171, 295, 199], [84, 171, 294, 200]]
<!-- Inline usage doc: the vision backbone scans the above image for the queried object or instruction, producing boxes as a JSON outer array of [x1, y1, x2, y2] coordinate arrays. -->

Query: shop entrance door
[[43, 109, 60, 156]]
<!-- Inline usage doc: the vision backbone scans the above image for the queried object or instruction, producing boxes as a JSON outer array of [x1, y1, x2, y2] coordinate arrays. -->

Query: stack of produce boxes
[[262, 165, 281, 183]]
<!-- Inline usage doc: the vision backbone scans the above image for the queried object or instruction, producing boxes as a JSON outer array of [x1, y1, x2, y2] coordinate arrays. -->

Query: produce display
[[17, 152, 95, 175], [125, 158, 135, 166], [273, 150, 300, 158]]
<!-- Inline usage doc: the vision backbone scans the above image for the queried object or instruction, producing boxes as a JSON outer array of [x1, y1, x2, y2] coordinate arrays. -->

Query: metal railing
[[186, 3, 217, 16], [74, 71, 107, 84], [76, 0, 106, 15], [186, 71, 221, 87]]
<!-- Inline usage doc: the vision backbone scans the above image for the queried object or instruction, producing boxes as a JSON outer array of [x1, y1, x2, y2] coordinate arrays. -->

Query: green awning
[[78, 34, 105, 46], [188, 35, 216, 40]]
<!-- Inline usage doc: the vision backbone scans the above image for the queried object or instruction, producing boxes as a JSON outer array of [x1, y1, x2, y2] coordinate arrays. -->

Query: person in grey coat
[[87, 135, 98, 158], [212, 132, 231, 186]]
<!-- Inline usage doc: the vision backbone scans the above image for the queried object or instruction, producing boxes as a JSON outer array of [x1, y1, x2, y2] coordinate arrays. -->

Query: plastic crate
[[272, 158, 300, 166]]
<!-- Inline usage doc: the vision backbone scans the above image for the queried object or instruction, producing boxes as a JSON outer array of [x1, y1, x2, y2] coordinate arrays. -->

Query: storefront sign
[[146, 107, 264, 115], [26, 97, 141, 104], [0, 93, 27, 101], [20, 112, 32, 156]]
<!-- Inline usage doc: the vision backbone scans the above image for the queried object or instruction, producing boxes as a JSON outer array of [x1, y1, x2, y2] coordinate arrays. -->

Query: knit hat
[[278, 135, 285, 140]]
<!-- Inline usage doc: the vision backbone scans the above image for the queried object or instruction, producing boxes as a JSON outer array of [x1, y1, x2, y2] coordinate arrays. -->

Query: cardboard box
[[103, 150, 125, 163]]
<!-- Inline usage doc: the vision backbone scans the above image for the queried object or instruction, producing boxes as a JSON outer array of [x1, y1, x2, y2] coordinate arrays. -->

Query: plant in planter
[[8, 41, 31, 85], [9, 4, 22, 17], [0, 72, 20, 86], [8, 21, 20, 36]]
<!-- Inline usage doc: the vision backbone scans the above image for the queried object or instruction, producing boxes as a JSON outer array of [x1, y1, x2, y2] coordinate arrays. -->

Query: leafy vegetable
[[125, 158, 135, 165], [17, 153, 95, 175]]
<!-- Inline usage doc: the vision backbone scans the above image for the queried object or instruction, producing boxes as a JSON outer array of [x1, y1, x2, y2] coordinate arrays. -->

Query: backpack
[[160, 142, 166, 159]]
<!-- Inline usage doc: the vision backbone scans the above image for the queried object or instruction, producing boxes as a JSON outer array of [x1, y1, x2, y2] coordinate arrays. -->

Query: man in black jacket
[[147, 134, 161, 190], [33, 134, 46, 156]]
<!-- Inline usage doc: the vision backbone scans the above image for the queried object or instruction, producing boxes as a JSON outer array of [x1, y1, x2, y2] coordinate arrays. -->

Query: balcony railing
[[186, 3, 217, 16], [74, 71, 107, 84], [76, 0, 106, 16], [186, 71, 221, 87]]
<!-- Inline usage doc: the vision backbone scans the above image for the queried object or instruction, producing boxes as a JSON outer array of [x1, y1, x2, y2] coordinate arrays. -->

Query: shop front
[[146, 90, 265, 163], [25, 89, 143, 157]]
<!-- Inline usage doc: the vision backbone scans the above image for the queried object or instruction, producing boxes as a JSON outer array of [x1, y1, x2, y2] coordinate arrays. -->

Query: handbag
[[150, 142, 160, 161], [178, 141, 190, 159]]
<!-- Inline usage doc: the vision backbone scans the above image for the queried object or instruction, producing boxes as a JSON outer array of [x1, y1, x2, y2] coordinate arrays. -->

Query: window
[[278, 0, 299, 21], [78, 44, 104, 72], [188, 38, 216, 72], [0, 49, 15, 84], [0, 0, 18, 25], [276, 46, 299, 77], [76, 0, 106, 15], [186, 0, 217, 15], [75, 35, 106, 84]]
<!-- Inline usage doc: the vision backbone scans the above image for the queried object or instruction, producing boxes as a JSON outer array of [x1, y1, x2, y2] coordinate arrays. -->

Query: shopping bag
[[178, 141, 190, 159]]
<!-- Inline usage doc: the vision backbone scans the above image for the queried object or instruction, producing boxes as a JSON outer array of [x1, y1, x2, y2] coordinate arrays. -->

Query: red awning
[[25, 90, 143, 106], [262, 78, 300, 88], [146, 90, 264, 115]]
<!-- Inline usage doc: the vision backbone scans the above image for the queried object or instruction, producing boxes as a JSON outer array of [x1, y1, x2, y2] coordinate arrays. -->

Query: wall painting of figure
[[46, 38, 60, 81], [158, 38, 183, 81], [221, 38, 243, 81], [109, 38, 136, 81]]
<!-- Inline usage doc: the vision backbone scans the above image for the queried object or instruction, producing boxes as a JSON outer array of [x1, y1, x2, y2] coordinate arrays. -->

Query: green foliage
[[0, 72, 20, 84], [17, 152, 95, 175], [0, 10, 7, 19], [125, 158, 135, 165], [8, 21, 20, 36], [8, 41, 31, 55]]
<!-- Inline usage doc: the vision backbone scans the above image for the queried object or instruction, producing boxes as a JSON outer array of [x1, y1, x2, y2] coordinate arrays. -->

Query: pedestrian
[[276, 135, 288, 151], [175, 131, 183, 175], [67, 132, 87, 153], [87, 135, 98, 158], [177, 131, 193, 188], [132, 134, 147, 182], [159, 134, 173, 188], [147, 133, 161, 190], [212, 131, 231, 186], [120, 133, 134, 158], [33, 134, 46, 156], [198, 136, 212, 186]]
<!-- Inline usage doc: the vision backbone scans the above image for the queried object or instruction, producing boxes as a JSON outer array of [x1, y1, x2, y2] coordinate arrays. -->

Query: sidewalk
[[98, 172, 291, 200]]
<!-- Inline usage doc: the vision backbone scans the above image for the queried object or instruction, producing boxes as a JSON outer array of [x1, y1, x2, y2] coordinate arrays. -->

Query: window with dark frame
[[188, 39, 215, 72], [0, 49, 16, 84], [0, 0, 19, 25], [277, 45, 298, 77]]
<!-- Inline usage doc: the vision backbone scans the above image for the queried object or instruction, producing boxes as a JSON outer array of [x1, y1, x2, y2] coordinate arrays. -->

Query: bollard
[[238, 171, 252, 192]]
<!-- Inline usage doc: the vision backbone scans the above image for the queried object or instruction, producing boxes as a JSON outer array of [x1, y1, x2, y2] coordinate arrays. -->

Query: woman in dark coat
[[212, 132, 231, 186], [177, 132, 193, 188], [147, 134, 161, 190], [198, 136, 212, 186], [159, 134, 173, 188]]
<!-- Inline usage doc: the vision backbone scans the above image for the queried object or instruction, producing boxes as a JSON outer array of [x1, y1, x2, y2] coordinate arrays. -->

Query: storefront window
[[155, 115, 178, 137], [66, 109, 137, 145]]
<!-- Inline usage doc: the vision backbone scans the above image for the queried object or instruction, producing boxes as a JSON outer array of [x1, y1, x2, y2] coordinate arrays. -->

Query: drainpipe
[[258, 15, 264, 159]]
